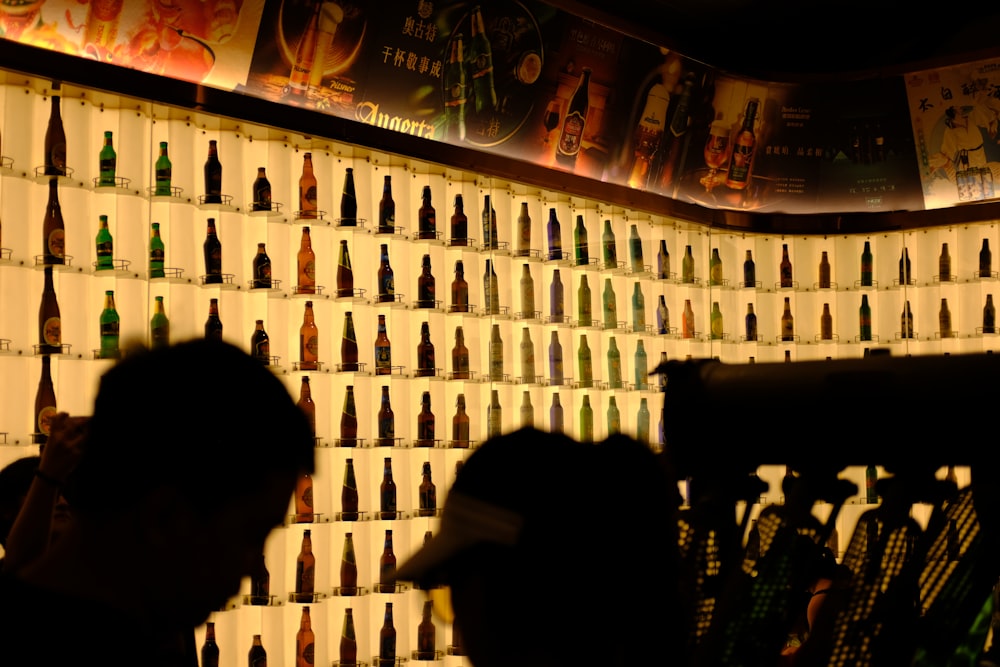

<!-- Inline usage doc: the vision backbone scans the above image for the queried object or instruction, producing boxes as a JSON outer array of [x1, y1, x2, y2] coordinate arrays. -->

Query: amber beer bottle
[[415, 392, 436, 447], [204, 298, 223, 341], [251, 167, 271, 211], [299, 301, 319, 370], [379, 602, 397, 667], [418, 461, 437, 516], [939, 242, 952, 282], [414, 599, 436, 658], [452, 326, 470, 379], [99, 290, 120, 360], [251, 320, 270, 364], [725, 97, 759, 190], [203, 140, 222, 204], [682, 299, 695, 339], [201, 622, 219, 667], [417, 254, 435, 307], [150, 296, 170, 349], [44, 85, 67, 176], [248, 634, 267, 667], [556, 67, 591, 169], [286, 0, 320, 98], [250, 552, 269, 604], [818, 251, 831, 288], [295, 529, 316, 602], [377, 385, 395, 446], [340, 609, 358, 666], [297, 375, 316, 437], [450, 194, 468, 246], [781, 297, 794, 341], [378, 529, 397, 593], [42, 179, 65, 265], [377, 244, 394, 303], [252, 243, 272, 289], [340, 532, 358, 594], [780, 243, 793, 288], [340, 386, 358, 446], [378, 175, 395, 234], [297, 227, 316, 294], [380, 457, 397, 519], [296, 607, 315, 667], [981, 238, 992, 277], [34, 355, 57, 444], [38, 266, 61, 354], [336, 240, 354, 298], [341, 311, 359, 372], [418, 185, 436, 239], [820, 303, 833, 340], [295, 471, 314, 524], [375, 314, 391, 375], [154, 141, 172, 196], [203, 218, 222, 284], [341, 458, 359, 520], [340, 167, 358, 225], [299, 152, 318, 219], [453, 394, 470, 446], [415, 322, 434, 377], [451, 260, 469, 312]]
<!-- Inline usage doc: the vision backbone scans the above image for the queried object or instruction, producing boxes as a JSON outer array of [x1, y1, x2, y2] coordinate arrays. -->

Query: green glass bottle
[[860, 240, 874, 286], [603, 278, 617, 329], [578, 275, 592, 326], [637, 398, 651, 444], [98, 131, 116, 186], [154, 141, 172, 196], [634, 339, 648, 390], [709, 248, 723, 286], [602, 219, 617, 269], [99, 290, 120, 359], [574, 214, 589, 266], [632, 282, 645, 332], [859, 294, 872, 341], [710, 302, 723, 340], [577, 334, 593, 388], [607, 396, 621, 434], [150, 295, 170, 349], [149, 222, 165, 278], [629, 224, 643, 273], [607, 336, 622, 389], [95, 215, 113, 270], [579, 395, 594, 442]]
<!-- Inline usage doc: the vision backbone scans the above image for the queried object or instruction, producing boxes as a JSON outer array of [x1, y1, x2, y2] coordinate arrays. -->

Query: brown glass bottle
[[417, 600, 436, 659], [44, 87, 67, 176], [380, 457, 397, 519], [38, 266, 61, 354], [299, 152, 318, 219], [375, 314, 391, 375], [452, 326, 470, 379], [415, 391, 435, 446], [341, 458, 359, 520], [297, 227, 316, 294], [203, 140, 222, 204], [340, 386, 358, 446], [450, 194, 468, 245], [418, 461, 437, 517], [252, 243, 271, 289], [418, 185, 436, 239], [780, 243, 793, 288], [297, 376, 316, 437], [451, 260, 469, 312], [378, 529, 397, 593], [415, 321, 435, 378], [295, 606, 315, 667], [453, 394, 470, 447], [377, 243, 394, 303], [299, 300, 319, 370], [34, 355, 56, 444], [248, 634, 267, 667], [379, 602, 396, 667], [416, 254, 436, 308], [337, 240, 354, 297], [294, 529, 315, 602], [378, 175, 395, 233], [42, 179, 65, 265], [201, 623, 219, 667], [781, 297, 795, 341], [340, 168, 357, 225], [251, 320, 270, 364], [818, 251, 831, 288], [377, 386, 395, 447], [251, 166, 271, 211], [340, 532, 358, 594], [340, 609, 358, 666], [204, 298, 223, 341], [341, 311, 359, 372], [203, 217, 222, 284]]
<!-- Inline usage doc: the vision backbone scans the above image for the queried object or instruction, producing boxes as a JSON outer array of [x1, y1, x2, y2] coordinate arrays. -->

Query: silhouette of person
[[0, 456, 40, 567], [0, 339, 315, 667], [395, 428, 684, 667]]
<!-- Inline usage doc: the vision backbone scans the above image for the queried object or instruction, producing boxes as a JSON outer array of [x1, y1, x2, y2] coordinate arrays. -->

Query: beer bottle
[[453, 394, 470, 446], [468, 6, 497, 113], [375, 314, 391, 375], [99, 290, 120, 360], [546, 208, 562, 260], [295, 472, 313, 524], [250, 552, 269, 604], [296, 607, 315, 667], [578, 275, 592, 326], [252, 243, 272, 289], [340, 167, 357, 225], [248, 635, 267, 667], [340, 609, 358, 666], [379, 602, 397, 667], [341, 311, 359, 371], [556, 67, 591, 169], [818, 251, 831, 288], [418, 599, 436, 659], [656, 295, 669, 334], [520, 264, 535, 317], [251, 320, 270, 364], [201, 623, 219, 667], [34, 355, 56, 444], [682, 299, 695, 339], [865, 465, 878, 504], [340, 532, 358, 594], [380, 457, 397, 519], [632, 282, 645, 332], [629, 225, 644, 274], [637, 397, 651, 444], [860, 240, 874, 286], [859, 294, 872, 341], [299, 152, 317, 219], [251, 167, 271, 211], [489, 324, 503, 381], [574, 215, 589, 266], [516, 202, 531, 257], [295, 529, 315, 602], [154, 141, 172, 196], [550, 392, 564, 432], [204, 298, 223, 341], [981, 239, 992, 278], [780, 243, 793, 288], [602, 278, 617, 329], [682, 245, 695, 284], [634, 339, 648, 390], [550, 269, 565, 322], [901, 300, 914, 339], [378, 386, 395, 447], [549, 330, 563, 385], [416, 254, 435, 307], [899, 247, 911, 286], [710, 301, 723, 340], [985, 294, 996, 334], [657, 239, 670, 279], [148, 222, 164, 278], [42, 179, 65, 266], [603, 220, 617, 269], [416, 391, 435, 446], [38, 266, 61, 354], [203, 217, 222, 284], [451, 260, 469, 312], [452, 326, 470, 379], [940, 297, 954, 338], [297, 375, 316, 436], [487, 389, 502, 438], [418, 461, 436, 517], [378, 175, 395, 234], [820, 303, 833, 340], [341, 458, 359, 520], [150, 295, 170, 349], [725, 97, 759, 190], [43, 86, 67, 176], [444, 33, 467, 142], [299, 301, 319, 370], [341, 387, 359, 446], [607, 336, 622, 389], [377, 243, 394, 303], [418, 186, 437, 240], [520, 390, 534, 427], [203, 140, 222, 204], [483, 259, 500, 314], [416, 321, 435, 378], [450, 194, 468, 245], [286, 0, 320, 98], [781, 297, 794, 341], [607, 396, 621, 434], [98, 131, 116, 186], [95, 215, 113, 270], [939, 242, 952, 282], [708, 248, 723, 286], [378, 529, 397, 593], [297, 227, 316, 294], [744, 249, 756, 287], [578, 334, 593, 388], [579, 395, 593, 442]]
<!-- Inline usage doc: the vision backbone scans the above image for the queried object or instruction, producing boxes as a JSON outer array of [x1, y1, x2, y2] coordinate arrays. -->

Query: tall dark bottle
[[743, 250, 756, 287], [380, 457, 397, 519], [378, 175, 395, 233], [418, 185, 436, 239], [484, 259, 500, 315], [468, 6, 497, 113], [149, 222, 165, 278], [299, 152, 318, 219], [516, 202, 531, 256], [249, 242, 271, 289], [98, 131, 116, 186], [451, 260, 469, 312], [985, 294, 996, 334], [341, 312, 359, 371], [251, 320, 270, 364], [154, 141, 172, 196], [899, 248, 912, 285], [42, 179, 65, 265], [248, 635, 267, 667], [379, 602, 397, 667], [44, 85, 67, 176], [443, 33, 467, 142], [725, 97, 759, 190], [981, 239, 993, 278], [204, 298, 223, 341], [340, 167, 358, 225], [374, 314, 391, 375], [201, 623, 219, 667], [203, 139, 222, 204], [602, 220, 617, 269], [295, 529, 315, 602], [34, 355, 56, 444], [779, 243, 793, 288], [417, 599, 436, 659], [377, 385, 395, 446], [340, 609, 358, 666], [415, 321, 435, 377], [450, 194, 468, 245], [417, 254, 435, 307], [452, 326, 470, 379], [416, 391, 435, 445], [337, 240, 354, 298], [482, 195, 498, 250], [95, 215, 113, 270], [378, 529, 397, 593], [377, 243, 394, 303], [203, 217, 222, 284], [556, 67, 591, 169], [340, 387, 359, 446], [453, 394, 470, 445], [99, 290, 120, 360], [900, 301, 914, 339], [341, 460, 359, 521], [574, 215, 589, 266], [251, 166, 271, 211], [339, 534, 359, 593], [860, 240, 874, 286], [38, 266, 61, 354], [546, 208, 562, 260]]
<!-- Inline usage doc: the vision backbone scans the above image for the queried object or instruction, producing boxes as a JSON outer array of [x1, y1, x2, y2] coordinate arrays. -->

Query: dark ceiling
[[559, 0, 1000, 81]]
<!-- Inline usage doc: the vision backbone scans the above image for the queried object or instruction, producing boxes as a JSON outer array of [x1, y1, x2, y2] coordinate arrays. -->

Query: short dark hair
[[63, 339, 314, 515], [0, 456, 40, 547]]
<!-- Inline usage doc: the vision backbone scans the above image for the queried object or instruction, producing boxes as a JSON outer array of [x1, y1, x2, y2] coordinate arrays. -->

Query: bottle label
[[49, 144, 66, 172], [296, 562, 315, 594], [97, 241, 113, 259], [302, 185, 318, 208], [557, 111, 585, 158], [150, 248, 164, 263], [100, 321, 120, 338], [42, 316, 61, 346], [47, 229, 65, 258], [254, 339, 270, 360], [37, 405, 57, 435], [380, 273, 394, 296], [99, 157, 116, 181], [376, 344, 391, 370], [301, 334, 318, 361]]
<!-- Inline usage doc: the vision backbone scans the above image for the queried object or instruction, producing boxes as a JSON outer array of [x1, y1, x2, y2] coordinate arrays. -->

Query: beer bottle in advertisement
[[42, 179, 65, 266], [484, 259, 500, 314], [489, 324, 503, 381], [418, 185, 436, 239], [251, 320, 270, 364], [710, 301, 723, 340], [520, 327, 535, 383], [340, 532, 358, 594], [725, 97, 759, 190], [378, 529, 397, 593], [820, 303, 833, 340], [899, 247, 912, 285], [416, 321, 435, 377], [682, 245, 695, 284], [981, 238, 992, 277], [203, 139, 222, 204], [375, 314, 391, 375], [602, 220, 617, 269], [340, 167, 357, 225], [637, 397, 651, 444], [550, 268, 565, 322], [607, 396, 621, 434], [295, 529, 315, 602], [549, 330, 563, 384], [340, 609, 358, 666], [286, 0, 320, 98], [252, 243, 272, 289], [341, 458, 359, 520], [939, 242, 952, 282], [487, 389, 502, 438], [418, 600, 436, 659], [150, 295, 170, 349], [865, 465, 878, 504], [419, 461, 436, 517], [341, 311, 359, 371], [781, 297, 794, 341], [984, 294, 996, 334], [452, 326, 470, 379], [248, 634, 267, 667], [444, 33, 467, 142], [252, 167, 271, 211], [744, 303, 757, 341], [578, 275, 592, 326], [148, 222, 165, 278], [378, 175, 395, 233], [295, 472, 314, 523], [578, 334, 593, 387], [451, 260, 469, 312], [607, 336, 622, 389], [38, 266, 61, 354], [656, 295, 669, 334], [95, 215, 113, 270], [468, 5, 497, 113], [744, 249, 756, 287], [99, 290, 120, 359], [520, 390, 534, 427], [417, 254, 435, 307], [204, 298, 223, 341], [940, 298, 953, 338], [336, 240, 353, 297], [818, 251, 831, 288], [780, 243, 793, 288], [34, 355, 56, 443], [657, 240, 670, 279], [203, 217, 222, 284], [574, 214, 589, 266], [709, 248, 723, 286], [416, 391, 435, 445], [556, 67, 591, 169], [299, 300, 319, 370], [682, 299, 695, 339], [380, 457, 397, 519], [634, 339, 648, 390], [377, 243, 394, 303], [627, 83, 669, 189], [450, 194, 468, 245], [379, 602, 397, 667], [901, 300, 914, 339], [377, 386, 395, 447], [629, 225, 643, 273], [632, 282, 645, 332], [453, 393, 470, 445], [550, 392, 564, 432], [201, 622, 219, 667], [860, 240, 874, 286], [859, 294, 872, 341], [297, 375, 316, 436], [579, 395, 593, 442], [546, 208, 562, 260], [299, 152, 318, 219], [520, 264, 535, 317], [658, 73, 696, 188], [602, 277, 616, 329], [296, 607, 315, 667], [154, 141, 172, 196], [98, 131, 116, 186], [340, 387, 359, 446], [297, 227, 316, 294], [516, 201, 531, 256], [44, 85, 67, 176]]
